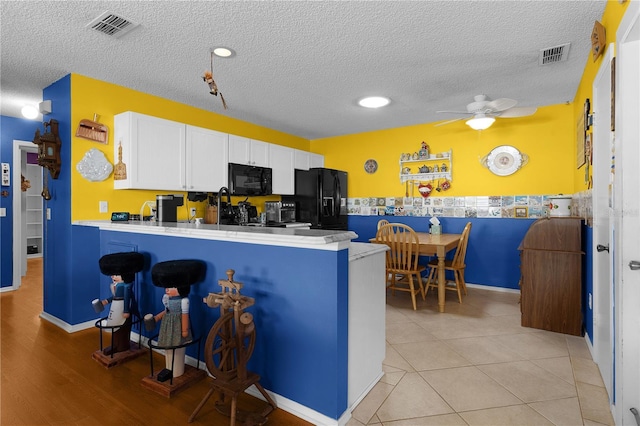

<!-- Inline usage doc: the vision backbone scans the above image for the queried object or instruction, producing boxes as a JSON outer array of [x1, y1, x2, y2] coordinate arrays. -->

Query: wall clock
[[482, 145, 528, 176], [364, 159, 378, 174]]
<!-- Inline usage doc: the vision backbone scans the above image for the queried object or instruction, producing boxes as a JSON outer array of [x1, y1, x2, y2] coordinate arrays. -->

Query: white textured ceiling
[[1, 1, 606, 139]]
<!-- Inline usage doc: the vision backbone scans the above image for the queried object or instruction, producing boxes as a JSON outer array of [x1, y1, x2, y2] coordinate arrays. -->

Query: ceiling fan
[[436, 95, 537, 130]]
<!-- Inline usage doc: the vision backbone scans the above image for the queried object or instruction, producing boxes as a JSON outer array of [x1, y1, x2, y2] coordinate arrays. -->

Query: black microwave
[[228, 163, 273, 196]]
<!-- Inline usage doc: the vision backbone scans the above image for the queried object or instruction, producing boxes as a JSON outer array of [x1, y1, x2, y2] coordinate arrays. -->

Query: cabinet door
[[114, 112, 185, 190], [250, 140, 270, 167], [309, 153, 324, 168], [185, 126, 228, 192], [294, 149, 310, 170], [228, 134, 251, 164], [270, 145, 295, 195]]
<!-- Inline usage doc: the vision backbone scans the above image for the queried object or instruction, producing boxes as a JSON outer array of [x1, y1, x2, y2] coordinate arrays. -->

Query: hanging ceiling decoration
[[202, 52, 227, 109]]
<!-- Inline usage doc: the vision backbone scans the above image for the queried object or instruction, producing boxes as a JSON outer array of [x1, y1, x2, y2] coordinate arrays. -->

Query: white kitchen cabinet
[[114, 112, 228, 192], [270, 145, 295, 195], [309, 152, 324, 168], [114, 112, 186, 190], [294, 149, 325, 170], [228, 134, 270, 167], [185, 126, 228, 192]]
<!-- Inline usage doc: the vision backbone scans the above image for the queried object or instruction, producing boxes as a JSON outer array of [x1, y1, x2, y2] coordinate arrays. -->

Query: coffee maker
[[156, 194, 184, 222]]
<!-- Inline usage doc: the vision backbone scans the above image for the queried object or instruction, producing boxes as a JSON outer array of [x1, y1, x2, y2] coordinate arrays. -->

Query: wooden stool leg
[[188, 387, 216, 423], [254, 382, 277, 417], [229, 395, 237, 426]]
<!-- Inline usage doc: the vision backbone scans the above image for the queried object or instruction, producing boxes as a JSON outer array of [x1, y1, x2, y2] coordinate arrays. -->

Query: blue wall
[[349, 215, 535, 289], [0, 116, 42, 287]]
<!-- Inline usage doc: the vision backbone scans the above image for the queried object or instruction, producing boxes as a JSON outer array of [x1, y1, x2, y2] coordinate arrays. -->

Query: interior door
[[614, 2, 640, 424], [592, 44, 614, 400]]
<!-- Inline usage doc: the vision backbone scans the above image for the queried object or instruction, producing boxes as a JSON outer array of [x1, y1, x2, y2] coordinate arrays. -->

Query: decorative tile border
[[347, 195, 553, 219]]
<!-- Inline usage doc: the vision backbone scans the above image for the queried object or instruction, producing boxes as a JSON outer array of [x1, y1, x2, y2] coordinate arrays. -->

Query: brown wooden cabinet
[[519, 217, 583, 336]]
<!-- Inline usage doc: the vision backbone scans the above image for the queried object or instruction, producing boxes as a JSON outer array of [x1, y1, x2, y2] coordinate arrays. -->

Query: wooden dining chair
[[425, 222, 472, 303], [375, 223, 426, 310], [377, 219, 390, 231]]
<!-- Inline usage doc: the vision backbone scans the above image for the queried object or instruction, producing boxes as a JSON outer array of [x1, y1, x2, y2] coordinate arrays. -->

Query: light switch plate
[[99, 201, 108, 213], [0, 208, 6, 217]]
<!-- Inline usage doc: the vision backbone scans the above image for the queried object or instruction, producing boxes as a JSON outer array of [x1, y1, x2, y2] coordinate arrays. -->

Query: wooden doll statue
[[92, 252, 145, 355], [144, 259, 205, 381]]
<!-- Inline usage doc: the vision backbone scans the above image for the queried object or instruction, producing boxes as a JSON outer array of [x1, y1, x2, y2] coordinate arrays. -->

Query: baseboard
[[39, 312, 96, 333], [465, 282, 520, 294]]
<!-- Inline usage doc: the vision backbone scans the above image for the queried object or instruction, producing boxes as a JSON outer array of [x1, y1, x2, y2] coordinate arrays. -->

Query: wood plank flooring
[[1, 258, 312, 426]]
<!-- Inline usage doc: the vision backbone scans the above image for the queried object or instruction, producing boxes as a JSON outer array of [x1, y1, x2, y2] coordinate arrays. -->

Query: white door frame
[[11, 140, 38, 289], [613, 1, 640, 424], [591, 43, 615, 401]]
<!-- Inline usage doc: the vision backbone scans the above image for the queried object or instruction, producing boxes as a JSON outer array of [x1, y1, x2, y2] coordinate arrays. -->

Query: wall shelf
[[399, 149, 452, 183]]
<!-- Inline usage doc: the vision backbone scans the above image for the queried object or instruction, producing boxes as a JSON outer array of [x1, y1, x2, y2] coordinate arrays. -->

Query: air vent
[[539, 43, 571, 65], [87, 11, 139, 38]]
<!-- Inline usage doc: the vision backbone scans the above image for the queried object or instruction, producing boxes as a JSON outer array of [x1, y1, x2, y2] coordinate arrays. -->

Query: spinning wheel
[[204, 311, 256, 382], [189, 270, 276, 425]]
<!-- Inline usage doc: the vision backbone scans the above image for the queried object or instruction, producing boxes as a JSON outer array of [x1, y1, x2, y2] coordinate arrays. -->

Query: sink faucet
[[216, 187, 231, 228]]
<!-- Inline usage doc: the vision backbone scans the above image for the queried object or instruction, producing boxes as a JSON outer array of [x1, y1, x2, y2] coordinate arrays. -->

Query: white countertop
[[74, 220, 358, 251]]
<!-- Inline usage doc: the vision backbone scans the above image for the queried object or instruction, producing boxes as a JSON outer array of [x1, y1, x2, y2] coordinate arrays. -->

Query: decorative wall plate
[[364, 159, 378, 174], [482, 145, 527, 176]]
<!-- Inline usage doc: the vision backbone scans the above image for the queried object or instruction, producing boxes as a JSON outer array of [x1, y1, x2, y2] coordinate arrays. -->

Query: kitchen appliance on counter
[[228, 163, 273, 196], [294, 168, 348, 230], [156, 194, 184, 222], [264, 199, 296, 224]]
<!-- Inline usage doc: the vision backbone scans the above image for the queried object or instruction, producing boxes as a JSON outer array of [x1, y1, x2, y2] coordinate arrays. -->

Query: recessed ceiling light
[[358, 96, 390, 108], [212, 47, 234, 58], [21, 105, 39, 119]]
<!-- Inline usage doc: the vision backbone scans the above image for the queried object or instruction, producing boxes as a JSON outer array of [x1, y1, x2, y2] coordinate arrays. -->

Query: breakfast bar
[[74, 220, 386, 425]]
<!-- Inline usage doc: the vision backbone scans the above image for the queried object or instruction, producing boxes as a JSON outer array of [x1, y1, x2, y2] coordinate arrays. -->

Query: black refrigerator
[[295, 168, 348, 230]]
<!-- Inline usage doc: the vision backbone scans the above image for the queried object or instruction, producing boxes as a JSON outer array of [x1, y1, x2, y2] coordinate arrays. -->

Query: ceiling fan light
[[466, 116, 495, 130]]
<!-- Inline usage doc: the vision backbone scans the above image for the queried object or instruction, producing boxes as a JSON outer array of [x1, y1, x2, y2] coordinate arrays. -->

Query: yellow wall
[[313, 104, 574, 198], [70, 74, 308, 221], [572, 0, 630, 191]]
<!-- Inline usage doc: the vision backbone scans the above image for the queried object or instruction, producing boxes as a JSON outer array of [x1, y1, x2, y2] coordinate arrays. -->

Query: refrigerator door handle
[[334, 176, 341, 217]]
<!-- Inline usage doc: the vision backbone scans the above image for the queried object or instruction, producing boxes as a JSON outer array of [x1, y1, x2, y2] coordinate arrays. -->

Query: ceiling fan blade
[[498, 107, 538, 118], [435, 117, 465, 127], [486, 98, 518, 112], [436, 110, 472, 114]]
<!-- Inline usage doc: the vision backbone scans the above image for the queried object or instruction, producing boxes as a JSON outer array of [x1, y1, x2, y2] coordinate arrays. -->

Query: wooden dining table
[[370, 232, 461, 313]]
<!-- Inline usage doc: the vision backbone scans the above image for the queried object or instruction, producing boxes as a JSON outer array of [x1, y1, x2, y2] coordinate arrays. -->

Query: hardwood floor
[[1, 258, 311, 426]]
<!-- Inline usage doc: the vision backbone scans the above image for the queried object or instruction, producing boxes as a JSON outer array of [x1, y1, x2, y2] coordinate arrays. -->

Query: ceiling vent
[[86, 11, 139, 38], [539, 43, 571, 65]]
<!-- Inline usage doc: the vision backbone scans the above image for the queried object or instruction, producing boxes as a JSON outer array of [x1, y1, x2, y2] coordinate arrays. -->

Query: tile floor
[[348, 286, 614, 426]]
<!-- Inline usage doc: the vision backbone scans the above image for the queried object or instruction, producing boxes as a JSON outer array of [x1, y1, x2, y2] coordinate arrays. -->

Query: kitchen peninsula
[[74, 220, 386, 425]]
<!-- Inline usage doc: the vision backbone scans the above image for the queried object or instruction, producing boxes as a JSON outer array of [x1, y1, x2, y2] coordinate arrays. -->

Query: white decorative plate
[[76, 148, 113, 181], [485, 145, 524, 176]]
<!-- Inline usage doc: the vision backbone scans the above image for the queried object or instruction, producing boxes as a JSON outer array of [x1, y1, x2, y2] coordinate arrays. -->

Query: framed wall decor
[[576, 110, 586, 169], [515, 206, 528, 218]]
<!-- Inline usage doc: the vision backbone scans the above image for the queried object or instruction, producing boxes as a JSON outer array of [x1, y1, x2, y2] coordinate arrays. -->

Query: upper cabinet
[[270, 145, 295, 195], [185, 126, 228, 192], [114, 112, 186, 190], [294, 149, 324, 170], [228, 134, 270, 167], [114, 112, 228, 191]]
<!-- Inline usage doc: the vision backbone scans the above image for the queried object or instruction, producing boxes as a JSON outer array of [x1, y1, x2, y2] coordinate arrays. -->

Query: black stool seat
[[151, 260, 205, 288], [99, 252, 145, 276]]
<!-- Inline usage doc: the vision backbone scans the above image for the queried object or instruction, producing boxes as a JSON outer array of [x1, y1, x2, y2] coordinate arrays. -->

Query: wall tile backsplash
[[347, 190, 594, 224], [347, 195, 552, 218]]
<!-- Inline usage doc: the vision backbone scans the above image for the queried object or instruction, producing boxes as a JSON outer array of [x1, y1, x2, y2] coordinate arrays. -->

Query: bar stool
[[142, 259, 206, 396], [92, 251, 145, 366]]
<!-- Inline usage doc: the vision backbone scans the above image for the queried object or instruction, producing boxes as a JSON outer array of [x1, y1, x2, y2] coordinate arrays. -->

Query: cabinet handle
[[629, 261, 640, 271], [597, 244, 609, 252]]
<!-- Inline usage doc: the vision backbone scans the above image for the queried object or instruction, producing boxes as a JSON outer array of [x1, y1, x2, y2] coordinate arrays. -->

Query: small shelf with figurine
[[399, 143, 452, 183]]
